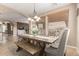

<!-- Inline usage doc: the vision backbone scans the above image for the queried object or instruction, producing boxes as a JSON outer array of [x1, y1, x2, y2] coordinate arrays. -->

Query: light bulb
[[0, 21, 2, 24], [28, 18, 32, 21], [31, 19, 34, 22], [34, 16, 38, 19], [36, 17, 40, 21]]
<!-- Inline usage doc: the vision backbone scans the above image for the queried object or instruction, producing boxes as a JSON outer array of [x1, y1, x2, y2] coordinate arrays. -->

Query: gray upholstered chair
[[44, 29, 70, 56]]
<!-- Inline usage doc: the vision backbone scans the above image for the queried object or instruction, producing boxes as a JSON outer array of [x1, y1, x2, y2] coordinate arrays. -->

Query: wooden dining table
[[16, 34, 59, 55], [18, 34, 58, 44]]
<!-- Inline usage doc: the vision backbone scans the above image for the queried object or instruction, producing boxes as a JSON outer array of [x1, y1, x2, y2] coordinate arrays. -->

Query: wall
[[67, 4, 77, 47], [77, 15, 79, 49], [47, 10, 69, 25]]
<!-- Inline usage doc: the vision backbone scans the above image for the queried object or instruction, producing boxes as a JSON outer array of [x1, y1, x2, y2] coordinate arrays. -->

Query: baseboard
[[66, 45, 77, 49]]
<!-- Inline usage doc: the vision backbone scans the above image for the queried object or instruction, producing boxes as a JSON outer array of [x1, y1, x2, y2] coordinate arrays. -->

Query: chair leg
[[64, 52, 66, 56], [43, 52, 46, 56], [16, 46, 22, 52]]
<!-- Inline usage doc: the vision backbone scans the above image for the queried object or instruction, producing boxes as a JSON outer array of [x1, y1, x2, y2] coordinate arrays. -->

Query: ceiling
[[48, 10, 69, 25], [47, 10, 69, 21], [39, 9, 69, 25], [0, 3, 69, 23]]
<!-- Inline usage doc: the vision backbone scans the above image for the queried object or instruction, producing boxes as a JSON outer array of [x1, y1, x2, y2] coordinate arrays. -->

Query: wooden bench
[[15, 40, 42, 55]]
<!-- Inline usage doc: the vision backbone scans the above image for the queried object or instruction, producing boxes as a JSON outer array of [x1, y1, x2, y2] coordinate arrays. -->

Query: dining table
[[16, 34, 59, 55], [18, 34, 59, 44]]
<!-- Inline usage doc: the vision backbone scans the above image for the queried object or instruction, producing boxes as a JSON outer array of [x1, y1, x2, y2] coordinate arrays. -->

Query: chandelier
[[27, 4, 40, 22]]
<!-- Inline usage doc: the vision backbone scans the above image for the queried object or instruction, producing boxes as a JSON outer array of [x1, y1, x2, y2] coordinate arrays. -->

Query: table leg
[[16, 46, 22, 52], [39, 43, 46, 56]]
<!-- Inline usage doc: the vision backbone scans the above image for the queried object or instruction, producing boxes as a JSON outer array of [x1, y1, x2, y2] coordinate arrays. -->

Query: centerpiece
[[32, 24, 38, 36]]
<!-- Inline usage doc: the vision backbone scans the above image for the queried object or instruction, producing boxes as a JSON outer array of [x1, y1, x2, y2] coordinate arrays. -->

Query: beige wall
[[67, 4, 77, 47], [77, 15, 79, 49]]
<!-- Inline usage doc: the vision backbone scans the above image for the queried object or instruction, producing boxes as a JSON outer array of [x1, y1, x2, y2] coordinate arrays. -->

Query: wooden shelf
[[15, 40, 42, 55]]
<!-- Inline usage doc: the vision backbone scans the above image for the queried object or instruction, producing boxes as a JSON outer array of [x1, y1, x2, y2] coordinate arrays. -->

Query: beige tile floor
[[0, 34, 31, 56], [0, 34, 79, 56], [66, 47, 79, 56]]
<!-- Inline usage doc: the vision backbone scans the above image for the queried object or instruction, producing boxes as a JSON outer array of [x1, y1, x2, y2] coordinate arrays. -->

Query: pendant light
[[27, 3, 40, 22]]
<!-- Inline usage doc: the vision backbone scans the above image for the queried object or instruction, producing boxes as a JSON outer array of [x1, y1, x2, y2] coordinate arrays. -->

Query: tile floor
[[0, 34, 31, 56]]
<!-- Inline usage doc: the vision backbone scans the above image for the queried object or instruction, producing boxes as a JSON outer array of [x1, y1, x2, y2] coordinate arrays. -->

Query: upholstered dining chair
[[44, 28, 70, 56]]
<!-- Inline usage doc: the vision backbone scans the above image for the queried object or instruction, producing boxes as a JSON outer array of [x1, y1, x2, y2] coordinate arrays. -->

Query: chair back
[[58, 28, 70, 55]]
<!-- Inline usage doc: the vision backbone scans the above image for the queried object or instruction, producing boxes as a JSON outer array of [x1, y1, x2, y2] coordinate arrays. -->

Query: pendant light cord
[[28, 3, 40, 21], [33, 3, 37, 16]]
